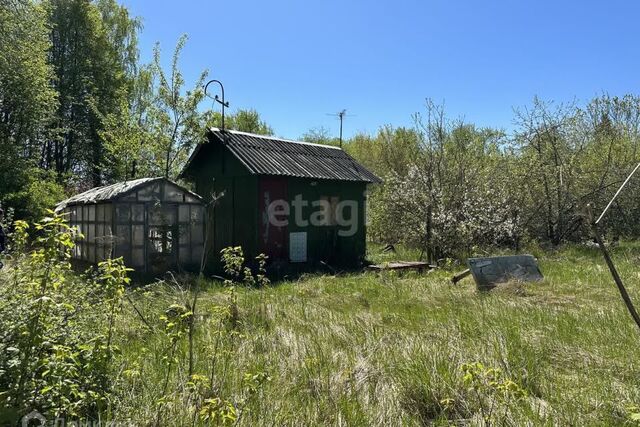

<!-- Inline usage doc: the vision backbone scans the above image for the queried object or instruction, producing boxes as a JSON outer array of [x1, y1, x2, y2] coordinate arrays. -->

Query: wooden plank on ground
[[451, 268, 471, 284], [367, 261, 435, 272]]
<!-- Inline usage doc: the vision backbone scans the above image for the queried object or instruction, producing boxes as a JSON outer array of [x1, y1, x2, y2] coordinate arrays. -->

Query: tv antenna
[[326, 109, 355, 148], [204, 79, 230, 132]]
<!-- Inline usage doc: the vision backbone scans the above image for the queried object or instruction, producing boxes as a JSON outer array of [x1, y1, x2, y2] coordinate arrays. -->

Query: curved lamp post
[[204, 79, 230, 132]]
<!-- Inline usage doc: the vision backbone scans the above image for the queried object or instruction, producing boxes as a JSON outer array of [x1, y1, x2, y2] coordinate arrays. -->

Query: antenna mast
[[327, 109, 353, 148], [338, 109, 346, 148]]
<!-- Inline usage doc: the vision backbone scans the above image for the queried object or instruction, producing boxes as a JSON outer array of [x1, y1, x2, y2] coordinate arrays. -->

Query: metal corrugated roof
[[180, 128, 382, 183], [55, 177, 201, 211]]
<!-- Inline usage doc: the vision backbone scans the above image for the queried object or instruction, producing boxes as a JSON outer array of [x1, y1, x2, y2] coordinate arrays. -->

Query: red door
[[259, 177, 288, 261]]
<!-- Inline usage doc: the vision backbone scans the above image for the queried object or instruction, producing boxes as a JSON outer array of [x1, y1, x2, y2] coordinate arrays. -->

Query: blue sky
[[122, 0, 640, 140]]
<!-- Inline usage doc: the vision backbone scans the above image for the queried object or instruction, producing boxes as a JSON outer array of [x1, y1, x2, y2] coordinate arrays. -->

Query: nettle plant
[[0, 211, 130, 422], [220, 246, 270, 288]]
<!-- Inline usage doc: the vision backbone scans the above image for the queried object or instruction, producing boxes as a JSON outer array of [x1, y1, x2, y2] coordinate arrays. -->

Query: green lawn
[[112, 244, 640, 426]]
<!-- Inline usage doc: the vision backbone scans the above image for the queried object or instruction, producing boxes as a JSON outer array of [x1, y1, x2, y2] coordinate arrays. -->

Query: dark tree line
[[0, 0, 271, 221]]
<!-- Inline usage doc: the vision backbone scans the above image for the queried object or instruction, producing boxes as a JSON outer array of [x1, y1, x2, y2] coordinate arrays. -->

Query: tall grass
[[107, 244, 640, 425]]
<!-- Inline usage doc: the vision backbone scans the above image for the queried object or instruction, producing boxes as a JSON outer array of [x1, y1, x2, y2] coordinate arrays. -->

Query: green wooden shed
[[180, 128, 381, 271]]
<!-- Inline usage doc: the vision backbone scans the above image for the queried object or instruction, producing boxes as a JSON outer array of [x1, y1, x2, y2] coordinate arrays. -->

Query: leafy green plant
[[220, 247, 270, 332], [220, 246, 270, 288], [199, 396, 237, 425], [0, 211, 129, 421], [626, 405, 640, 425], [154, 301, 193, 426], [96, 258, 132, 349], [460, 361, 528, 423]]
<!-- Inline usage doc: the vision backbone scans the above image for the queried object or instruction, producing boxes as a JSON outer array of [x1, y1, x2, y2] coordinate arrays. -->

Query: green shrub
[[0, 211, 129, 421], [3, 168, 66, 224]]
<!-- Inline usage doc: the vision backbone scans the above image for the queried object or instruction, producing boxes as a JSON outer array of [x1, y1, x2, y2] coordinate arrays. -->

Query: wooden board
[[367, 261, 435, 271]]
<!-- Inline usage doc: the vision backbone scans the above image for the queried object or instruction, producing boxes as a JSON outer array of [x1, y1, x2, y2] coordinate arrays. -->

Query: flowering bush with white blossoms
[[370, 163, 520, 260], [362, 96, 640, 257]]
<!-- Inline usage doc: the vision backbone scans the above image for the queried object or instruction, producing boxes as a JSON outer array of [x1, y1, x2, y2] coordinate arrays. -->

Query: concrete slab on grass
[[467, 255, 543, 290]]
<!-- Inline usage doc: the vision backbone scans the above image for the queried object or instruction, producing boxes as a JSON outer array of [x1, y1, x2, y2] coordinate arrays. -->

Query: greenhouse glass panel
[[179, 246, 190, 264], [149, 209, 162, 225], [178, 205, 190, 223], [191, 223, 204, 244], [116, 225, 129, 246], [97, 204, 105, 223], [132, 225, 144, 246], [132, 204, 144, 223], [149, 206, 175, 226], [191, 245, 203, 265], [164, 183, 184, 202], [132, 248, 144, 268], [88, 245, 95, 263], [87, 223, 95, 242], [191, 206, 204, 223], [123, 250, 132, 266], [138, 183, 160, 201], [104, 205, 112, 223], [115, 204, 130, 223], [178, 225, 189, 245], [96, 245, 102, 263], [96, 224, 105, 240], [88, 205, 96, 222], [165, 208, 176, 225]]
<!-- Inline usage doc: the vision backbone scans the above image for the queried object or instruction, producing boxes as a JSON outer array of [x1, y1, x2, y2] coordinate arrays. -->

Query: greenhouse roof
[[55, 177, 201, 211]]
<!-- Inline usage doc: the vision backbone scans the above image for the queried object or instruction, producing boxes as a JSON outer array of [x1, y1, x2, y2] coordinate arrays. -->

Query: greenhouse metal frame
[[56, 177, 205, 273]]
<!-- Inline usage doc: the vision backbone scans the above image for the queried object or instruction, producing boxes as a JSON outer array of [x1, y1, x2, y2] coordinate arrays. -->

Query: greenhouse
[[55, 177, 205, 273]]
